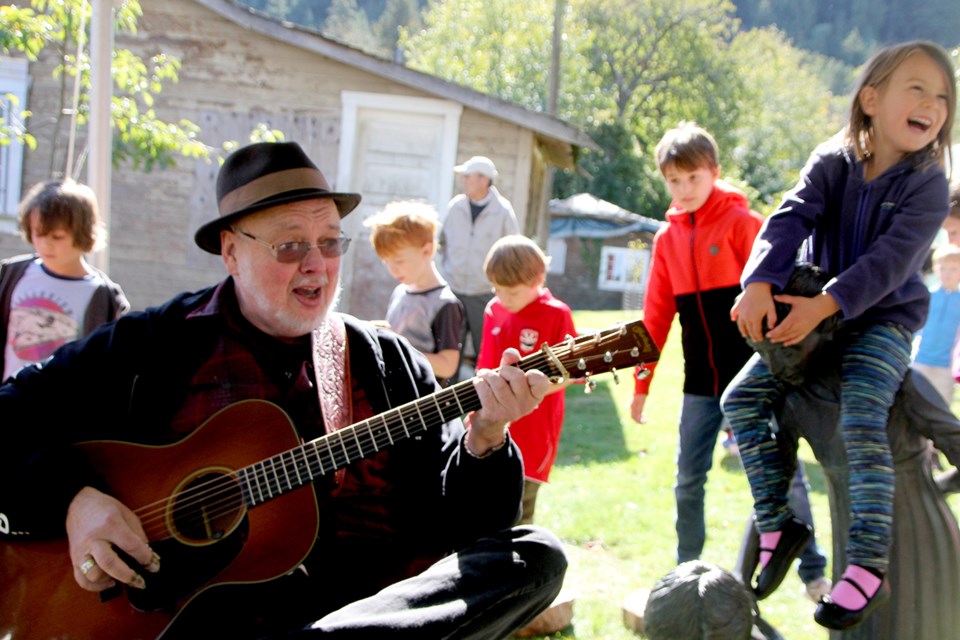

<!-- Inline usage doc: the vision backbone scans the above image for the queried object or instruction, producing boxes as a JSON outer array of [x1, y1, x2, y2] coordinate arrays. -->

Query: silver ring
[[79, 555, 96, 576]]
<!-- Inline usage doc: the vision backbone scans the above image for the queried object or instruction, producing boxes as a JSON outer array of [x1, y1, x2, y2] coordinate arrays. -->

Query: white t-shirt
[[3, 259, 101, 378]]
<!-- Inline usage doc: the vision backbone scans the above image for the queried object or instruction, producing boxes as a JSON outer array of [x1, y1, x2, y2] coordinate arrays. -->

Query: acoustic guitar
[[0, 319, 659, 639]]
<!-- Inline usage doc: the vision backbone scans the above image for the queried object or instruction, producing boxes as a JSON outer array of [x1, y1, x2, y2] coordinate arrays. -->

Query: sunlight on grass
[[527, 310, 833, 639]]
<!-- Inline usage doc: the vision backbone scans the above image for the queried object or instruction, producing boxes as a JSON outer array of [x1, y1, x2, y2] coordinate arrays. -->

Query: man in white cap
[[0, 142, 565, 638], [438, 156, 520, 367]]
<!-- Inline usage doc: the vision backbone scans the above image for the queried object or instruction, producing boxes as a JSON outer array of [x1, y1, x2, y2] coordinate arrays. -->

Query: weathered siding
[[2, 0, 543, 315]]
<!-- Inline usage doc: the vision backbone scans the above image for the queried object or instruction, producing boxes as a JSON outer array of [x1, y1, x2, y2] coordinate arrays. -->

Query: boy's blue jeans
[[675, 393, 725, 563], [676, 393, 826, 581]]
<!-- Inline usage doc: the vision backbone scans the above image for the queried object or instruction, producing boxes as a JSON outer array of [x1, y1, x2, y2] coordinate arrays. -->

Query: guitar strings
[[130, 347, 579, 539], [130, 345, 599, 539], [129, 376, 490, 539], [129, 338, 629, 541]]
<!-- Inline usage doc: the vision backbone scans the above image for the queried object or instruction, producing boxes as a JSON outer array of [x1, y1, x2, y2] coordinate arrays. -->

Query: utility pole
[[548, 0, 564, 115], [89, 0, 113, 272], [535, 0, 565, 247]]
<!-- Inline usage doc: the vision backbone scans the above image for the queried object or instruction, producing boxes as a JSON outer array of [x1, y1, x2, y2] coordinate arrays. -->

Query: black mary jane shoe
[[753, 516, 813, 600], [814, 576, 890, 631]]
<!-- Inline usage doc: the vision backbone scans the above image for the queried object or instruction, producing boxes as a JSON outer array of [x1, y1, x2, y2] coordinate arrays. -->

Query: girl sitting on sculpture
[[722, 40, 956, 631]]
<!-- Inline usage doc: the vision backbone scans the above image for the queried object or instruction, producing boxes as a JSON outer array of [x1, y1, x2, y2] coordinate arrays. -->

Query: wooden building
[[0, 0, 595, 320]]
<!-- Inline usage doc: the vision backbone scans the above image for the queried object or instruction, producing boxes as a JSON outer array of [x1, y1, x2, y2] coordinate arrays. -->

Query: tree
[[734, 0, 960, 66], [373, 0, 423, 61], [323, 0, 379, 53], [0, 0, 281, 177], [573, 0, 739, 125], [402, 0, 750, 216], [726, 27, 844, 210], [553, 118, 669, 217], [240, 0, 329, 30], [568, 0, 745, 192], [397, 0, 850, 218], [402, 0, 551, 110]]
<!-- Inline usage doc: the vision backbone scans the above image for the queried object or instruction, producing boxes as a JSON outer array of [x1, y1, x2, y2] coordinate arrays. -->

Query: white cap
[[454, 156, 498, 178]]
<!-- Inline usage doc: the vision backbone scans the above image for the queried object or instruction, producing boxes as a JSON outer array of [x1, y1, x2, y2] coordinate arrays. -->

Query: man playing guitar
[[0, 141, 567, 639]]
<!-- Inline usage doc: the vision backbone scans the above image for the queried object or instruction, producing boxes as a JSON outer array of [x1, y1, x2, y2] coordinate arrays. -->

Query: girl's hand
[[731, 282, 777, 343], [765, 292, 840, 346]]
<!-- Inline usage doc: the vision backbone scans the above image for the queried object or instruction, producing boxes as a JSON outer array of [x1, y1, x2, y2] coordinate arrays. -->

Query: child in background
[[941, 185, 960, 247], [476, 235, 575, 524], [0, 178, 129, 380], [946, 187, 960, 386], [935, 188, 960, 494], [723, 41, 955, 630], [637, 121, 830, 601], [635, 125, 785, 549], [366, 201, 464, 386], [913, 243, 960, 405]]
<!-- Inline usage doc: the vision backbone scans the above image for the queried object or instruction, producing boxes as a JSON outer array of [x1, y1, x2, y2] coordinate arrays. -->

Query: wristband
[[464, 436, 507, 459]]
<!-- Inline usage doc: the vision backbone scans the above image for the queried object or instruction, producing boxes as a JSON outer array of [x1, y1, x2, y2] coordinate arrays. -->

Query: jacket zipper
[[689, 212, 720, 395], [851, 182, 872, 264]]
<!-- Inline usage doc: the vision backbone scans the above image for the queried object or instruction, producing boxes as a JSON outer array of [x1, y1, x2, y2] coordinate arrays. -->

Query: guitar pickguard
[[127, 516, 249, 612]]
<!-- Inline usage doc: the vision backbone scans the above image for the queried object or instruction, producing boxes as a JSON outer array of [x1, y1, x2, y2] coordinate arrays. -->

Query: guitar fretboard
[[235, 378, 485, 508], [232, 319, 656, 509]]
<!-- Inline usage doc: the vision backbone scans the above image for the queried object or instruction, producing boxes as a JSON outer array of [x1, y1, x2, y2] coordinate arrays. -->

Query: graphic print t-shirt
[[3, 259, 100, 378], [476, 288, 576, 482]]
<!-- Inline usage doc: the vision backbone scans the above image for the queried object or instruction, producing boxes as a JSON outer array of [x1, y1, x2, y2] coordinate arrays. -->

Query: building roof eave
[[193, 0, 599, 153]]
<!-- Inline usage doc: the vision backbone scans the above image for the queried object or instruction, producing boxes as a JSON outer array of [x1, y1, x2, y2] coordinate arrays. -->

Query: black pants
[[164, 526, 567, 639]]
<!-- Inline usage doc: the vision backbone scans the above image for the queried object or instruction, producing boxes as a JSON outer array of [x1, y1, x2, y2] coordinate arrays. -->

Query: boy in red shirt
[[476, 235, 576, 524]]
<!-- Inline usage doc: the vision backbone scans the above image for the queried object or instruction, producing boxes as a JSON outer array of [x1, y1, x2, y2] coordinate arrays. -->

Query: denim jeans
[[675, 393, 727, 563]]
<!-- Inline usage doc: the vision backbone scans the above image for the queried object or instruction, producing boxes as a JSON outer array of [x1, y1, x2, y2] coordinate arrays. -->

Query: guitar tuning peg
[[636, 366, 651, 380], [584, 375, 596, 394]]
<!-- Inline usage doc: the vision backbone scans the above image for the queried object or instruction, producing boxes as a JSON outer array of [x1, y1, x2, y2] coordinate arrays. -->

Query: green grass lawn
[[528, 309, 835, 639]]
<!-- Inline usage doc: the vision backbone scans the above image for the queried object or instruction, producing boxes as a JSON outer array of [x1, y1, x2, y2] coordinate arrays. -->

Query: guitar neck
[[235, 320, 658, 508], [237, 379, 483, 508]]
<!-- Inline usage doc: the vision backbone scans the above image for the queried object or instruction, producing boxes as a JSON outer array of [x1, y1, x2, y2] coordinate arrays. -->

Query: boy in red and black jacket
[[631, 123, 827, 597], [632, 124, 760, 416]]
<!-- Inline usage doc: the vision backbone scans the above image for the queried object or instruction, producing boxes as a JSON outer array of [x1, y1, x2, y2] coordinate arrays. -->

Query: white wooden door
[[337, 93, 462, 320]]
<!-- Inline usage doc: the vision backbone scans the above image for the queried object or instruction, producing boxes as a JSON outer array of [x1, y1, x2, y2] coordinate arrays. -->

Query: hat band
[[218, 167, 332, 216]]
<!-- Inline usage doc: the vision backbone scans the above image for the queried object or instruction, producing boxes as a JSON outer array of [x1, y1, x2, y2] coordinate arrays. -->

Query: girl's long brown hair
[[846, 40, 956, 171]]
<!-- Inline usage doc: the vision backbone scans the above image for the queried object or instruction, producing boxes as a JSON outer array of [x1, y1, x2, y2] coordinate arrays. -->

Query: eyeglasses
[[232, 228, 351, 263]]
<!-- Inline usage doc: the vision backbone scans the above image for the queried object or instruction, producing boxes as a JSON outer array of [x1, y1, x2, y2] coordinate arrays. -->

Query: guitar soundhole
[[170, 471, 245, 544]]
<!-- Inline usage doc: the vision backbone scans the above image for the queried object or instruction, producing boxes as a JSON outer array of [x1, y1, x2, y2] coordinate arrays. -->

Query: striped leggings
[[722, 322, 912, 571]]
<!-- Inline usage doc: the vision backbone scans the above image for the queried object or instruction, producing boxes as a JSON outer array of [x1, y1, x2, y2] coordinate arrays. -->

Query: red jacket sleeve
[[635, 230, 676, 395]]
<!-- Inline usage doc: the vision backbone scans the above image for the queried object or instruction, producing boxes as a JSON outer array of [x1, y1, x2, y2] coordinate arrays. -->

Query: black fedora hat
[[194, 141, 362, 254]]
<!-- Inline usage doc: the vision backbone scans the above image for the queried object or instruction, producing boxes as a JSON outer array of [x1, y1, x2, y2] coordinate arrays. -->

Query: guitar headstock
[[516, 319, 660, 386]]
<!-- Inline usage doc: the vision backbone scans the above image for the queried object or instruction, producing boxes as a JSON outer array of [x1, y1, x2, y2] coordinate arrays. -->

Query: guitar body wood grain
[[0, 400, 319, 640]]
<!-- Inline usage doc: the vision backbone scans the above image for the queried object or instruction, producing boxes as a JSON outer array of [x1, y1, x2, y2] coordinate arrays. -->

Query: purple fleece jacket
[[743, 139, 950, 332]]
